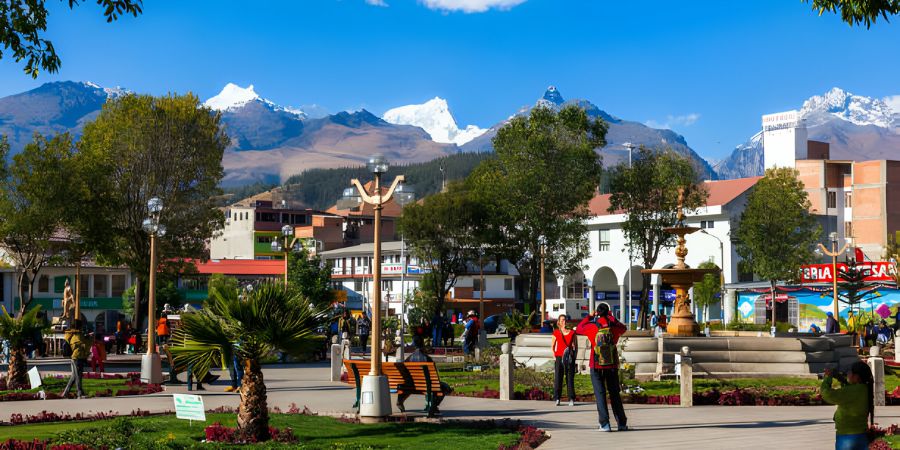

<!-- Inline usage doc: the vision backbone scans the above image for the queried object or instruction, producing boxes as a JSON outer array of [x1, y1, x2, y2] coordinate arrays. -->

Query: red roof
[[589, 177, 761, 216], [192, 259, 284, 276]]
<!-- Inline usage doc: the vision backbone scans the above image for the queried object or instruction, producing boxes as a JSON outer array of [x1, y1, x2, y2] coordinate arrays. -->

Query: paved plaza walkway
[[3, 363, 899, 449]]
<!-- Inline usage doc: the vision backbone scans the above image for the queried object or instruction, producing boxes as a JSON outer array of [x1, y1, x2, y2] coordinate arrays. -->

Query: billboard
[[762, 110, 801, 131], [800, 261, 896, 283]]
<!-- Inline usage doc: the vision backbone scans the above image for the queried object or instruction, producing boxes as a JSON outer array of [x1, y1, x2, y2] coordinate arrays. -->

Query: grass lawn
[[0, 376, 135, 397], [881, 435, 900, 449], [0, 413, 522, 449], [438, 364, 900, 399]]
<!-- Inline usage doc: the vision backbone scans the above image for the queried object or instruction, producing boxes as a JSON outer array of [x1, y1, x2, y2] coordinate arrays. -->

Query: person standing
[[357, 313, 371, 351], [649, 311, 659, 336], [62, 320, 92, 398], [339, 310, 354, 342], [576, 303, 628, 432], [89, 334, 106, 373], [822, 362, 874, 450], [431, 311, 444, 348], [826, 312, 840, 334], [551, 314, 577, 406], [463, 311, 480, 356]]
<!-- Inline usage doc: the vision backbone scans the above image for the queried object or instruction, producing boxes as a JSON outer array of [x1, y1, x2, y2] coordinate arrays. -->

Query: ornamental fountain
[[642, 189, 719, 337]]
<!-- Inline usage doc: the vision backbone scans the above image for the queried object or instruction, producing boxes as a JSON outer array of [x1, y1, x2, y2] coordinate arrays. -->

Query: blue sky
[[1, 0, 898, 160]]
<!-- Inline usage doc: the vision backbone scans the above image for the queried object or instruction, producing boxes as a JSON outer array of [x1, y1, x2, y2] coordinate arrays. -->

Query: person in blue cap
[[825, 311, 840, 334]]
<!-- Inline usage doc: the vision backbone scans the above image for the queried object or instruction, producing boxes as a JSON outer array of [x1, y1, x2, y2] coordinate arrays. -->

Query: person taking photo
[[576, 303, 628, 432]]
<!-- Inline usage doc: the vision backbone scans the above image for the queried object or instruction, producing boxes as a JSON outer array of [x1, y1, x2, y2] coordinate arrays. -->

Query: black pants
[[590, 368, 627, 427], [554, 356, 576, 401], [62, 359, 86, 397]]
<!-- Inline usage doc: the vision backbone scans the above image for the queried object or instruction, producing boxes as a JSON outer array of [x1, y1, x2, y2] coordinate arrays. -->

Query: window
[[473, 279, 482, 292], [80, 275, 90, 297], [845, 222, 853, 239], [257, 236, 273, 244], [382, 280, 393, 291], [38, 275, 49, 293], [111, 275, 126, 297], [827, 191, 837, 209], [700, 221, 715, 229], [598, 229, 610, 251], [256, 212, 277, 222], [93, 275, 107, 297], [354, 279, 365, 291], [845, 192, 852, 208], [504, 278, 513, 291]]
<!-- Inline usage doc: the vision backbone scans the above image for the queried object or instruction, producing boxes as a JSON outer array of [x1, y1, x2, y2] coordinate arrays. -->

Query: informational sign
[[27, 367, 41, 390], [381, 263, 403, 275], [800, 261, 896, 283], [406, 265, 430, 275], [173, 394, 206, 422]]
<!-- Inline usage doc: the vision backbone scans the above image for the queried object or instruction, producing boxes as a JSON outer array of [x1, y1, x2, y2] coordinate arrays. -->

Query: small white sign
[[173, 394, 206, 421], [28, 367, 41, 389]]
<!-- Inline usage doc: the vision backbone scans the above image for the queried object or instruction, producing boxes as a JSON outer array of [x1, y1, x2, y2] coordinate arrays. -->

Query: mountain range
[[0, 81, 897, 185]]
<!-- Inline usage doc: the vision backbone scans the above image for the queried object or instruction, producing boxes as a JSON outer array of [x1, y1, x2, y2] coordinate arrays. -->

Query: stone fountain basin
[[641, 267, 719, 282]]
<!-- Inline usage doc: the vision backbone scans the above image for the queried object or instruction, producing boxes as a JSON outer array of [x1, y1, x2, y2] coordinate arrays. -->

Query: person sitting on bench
[[396, 335, 452, 413]]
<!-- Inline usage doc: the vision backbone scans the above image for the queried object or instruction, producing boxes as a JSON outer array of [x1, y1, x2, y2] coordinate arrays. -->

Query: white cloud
[[884, 95, 900, 114], [645, 113, 700, 130], [419, 0, 526, 13], [365, 0, 388, 6]]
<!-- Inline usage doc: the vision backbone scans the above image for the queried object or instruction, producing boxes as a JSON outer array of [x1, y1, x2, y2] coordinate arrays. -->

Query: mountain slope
[[382, 97, 486, 145], [715, 87, 900, 179]]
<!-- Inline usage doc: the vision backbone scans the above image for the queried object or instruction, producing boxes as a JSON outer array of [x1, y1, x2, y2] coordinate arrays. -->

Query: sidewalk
[[3, 363, 899, 449]]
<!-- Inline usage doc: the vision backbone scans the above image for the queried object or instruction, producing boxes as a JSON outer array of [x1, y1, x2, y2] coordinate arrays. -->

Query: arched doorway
[[591, 267, 618, 314]]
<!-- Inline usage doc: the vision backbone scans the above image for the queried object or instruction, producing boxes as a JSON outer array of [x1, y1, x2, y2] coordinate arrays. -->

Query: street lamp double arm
[[271, 224, 302, 288], [140, 197, 166, 384], [815, 232, 852, 318]]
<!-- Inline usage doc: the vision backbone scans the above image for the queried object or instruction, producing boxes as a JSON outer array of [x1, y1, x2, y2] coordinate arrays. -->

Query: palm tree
[[170, 283, 323, 441], [0, 306, 45, 389]]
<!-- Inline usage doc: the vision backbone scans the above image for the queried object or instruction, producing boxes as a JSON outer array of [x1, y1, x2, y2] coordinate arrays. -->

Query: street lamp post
[[538, 236, 546, 322], [341, 154, 412, 419], [815, 232, 852, 319], [140, 197, 166, 385], [699, 229, 725, 323], [271, 224, 301, 289]]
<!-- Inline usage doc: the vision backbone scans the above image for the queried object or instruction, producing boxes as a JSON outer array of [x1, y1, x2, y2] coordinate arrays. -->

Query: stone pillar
[[723, 289, 736, 325], [331, 342, 343, 381], [341, 332, 351, 361], [619, 284, 626, 322], [655, 336, 665, 381], [478, 328, 488, 350], [869, 346, 886, 406], [589, 286, 596, 314], [652, 281, 660, 316], [500, 343, 514, 401], [680, 346, 693, 407]]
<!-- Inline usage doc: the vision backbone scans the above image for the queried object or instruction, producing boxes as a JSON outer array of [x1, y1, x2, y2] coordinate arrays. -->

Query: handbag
[[561, 331, 576, 366]]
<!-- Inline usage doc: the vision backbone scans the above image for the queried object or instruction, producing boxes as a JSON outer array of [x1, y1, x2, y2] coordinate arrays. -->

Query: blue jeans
[[230, 355, 244, 389], [432, 327, 443, 347], [590, 368, 627, 427], [835, 433, 867, 450]]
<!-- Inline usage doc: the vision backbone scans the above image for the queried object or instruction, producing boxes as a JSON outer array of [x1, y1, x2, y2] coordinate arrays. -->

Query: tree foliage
[[0, 134, 75, 314], [398, 181, 488, 311], [468, 105, 606, 315], [0, 305, 45, 388], [287, 248, 333, 307], [76, 93, 228, 328], [693, 260, 722, 322], [735, 167, 820, 316], [0, 0, 142, 77], [804, 0, 900, 27], [607, 147, 707, 327]]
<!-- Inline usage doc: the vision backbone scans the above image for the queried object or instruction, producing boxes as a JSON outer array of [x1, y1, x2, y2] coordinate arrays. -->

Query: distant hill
[[281, 152, 494, 210]]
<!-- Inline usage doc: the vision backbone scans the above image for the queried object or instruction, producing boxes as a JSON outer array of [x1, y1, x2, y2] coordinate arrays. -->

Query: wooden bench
[[342, 359, 445, 416]]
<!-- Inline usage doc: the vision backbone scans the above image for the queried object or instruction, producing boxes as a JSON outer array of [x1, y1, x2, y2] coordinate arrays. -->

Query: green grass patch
[[0, 413, 522, 449], [0, 376, 132, 397]]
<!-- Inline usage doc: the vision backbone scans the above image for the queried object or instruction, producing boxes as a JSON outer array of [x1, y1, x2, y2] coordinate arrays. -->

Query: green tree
[[287, 248, 333, 307], [734, 167, 821, 324], [207, 273, 239, 299], [170, 283, 323, 441], [0, 134, 75, 314], [804, 0, 900, 27], [693, 260, 722, 324], [398, 182, 488, 311], [76, 93, 229, 331], [0, 0, 142, 77], [607, 147, 708, 328], [468, 105, 606, 317], [0, 305, 46, 388]]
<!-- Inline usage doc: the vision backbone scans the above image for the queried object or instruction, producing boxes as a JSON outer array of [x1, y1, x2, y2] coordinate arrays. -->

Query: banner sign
[[801, 261, 896, 284]]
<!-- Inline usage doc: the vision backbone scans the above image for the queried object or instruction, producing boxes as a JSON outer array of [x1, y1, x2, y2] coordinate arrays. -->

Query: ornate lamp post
[[271, 224, 301, 288], [341, 154, 409, 419], [140, 197, 166, 384], [815, 232, 852, 319]]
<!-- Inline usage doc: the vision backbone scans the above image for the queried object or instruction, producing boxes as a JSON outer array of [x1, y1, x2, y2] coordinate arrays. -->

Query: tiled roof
[[192, 259, 284, 276], [589, 176, 761, 216]]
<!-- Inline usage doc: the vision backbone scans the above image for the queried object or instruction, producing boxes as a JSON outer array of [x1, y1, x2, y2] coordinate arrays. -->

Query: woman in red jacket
[[551, 314, 578, 406]]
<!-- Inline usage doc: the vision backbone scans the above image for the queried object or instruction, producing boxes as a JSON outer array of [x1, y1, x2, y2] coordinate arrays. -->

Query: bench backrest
[[342, 360, 442, 392]]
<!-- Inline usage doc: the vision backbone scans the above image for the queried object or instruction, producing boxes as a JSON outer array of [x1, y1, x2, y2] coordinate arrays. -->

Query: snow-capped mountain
[[382, 97, 486, 146], [800, 87, 897, 128], [204, 83, 307, 119], [715, 87, 900, 179]]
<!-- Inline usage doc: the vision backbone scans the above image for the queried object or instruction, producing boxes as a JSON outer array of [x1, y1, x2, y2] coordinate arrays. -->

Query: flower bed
[[0, 372, 161, 401]]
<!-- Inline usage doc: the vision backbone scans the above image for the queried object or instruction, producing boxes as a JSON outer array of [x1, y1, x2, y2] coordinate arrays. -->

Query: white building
[[550, 177, 761, 325]]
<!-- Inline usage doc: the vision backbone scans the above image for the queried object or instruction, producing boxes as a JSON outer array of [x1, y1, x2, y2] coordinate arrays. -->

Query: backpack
[[593, 323, 617, 367]]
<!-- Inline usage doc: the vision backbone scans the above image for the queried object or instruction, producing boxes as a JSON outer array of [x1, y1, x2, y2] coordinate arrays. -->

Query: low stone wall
[[512, 332, 859, 379]]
